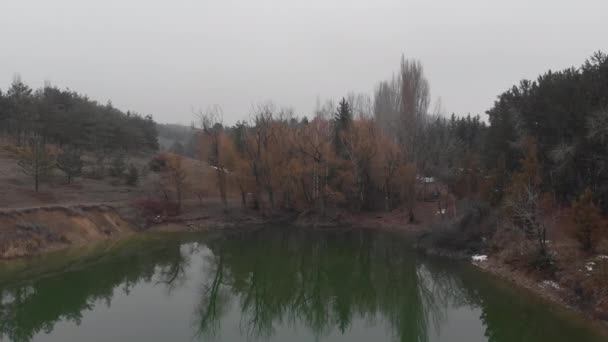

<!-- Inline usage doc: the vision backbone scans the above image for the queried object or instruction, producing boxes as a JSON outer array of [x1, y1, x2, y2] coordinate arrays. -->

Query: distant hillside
[[0, 79, 158, 152], [156, 123, 197, 154]]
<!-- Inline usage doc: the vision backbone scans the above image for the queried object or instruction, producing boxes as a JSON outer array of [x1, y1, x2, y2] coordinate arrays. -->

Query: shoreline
[[420, 244, 608, 335], [1, 202, 607, 335]]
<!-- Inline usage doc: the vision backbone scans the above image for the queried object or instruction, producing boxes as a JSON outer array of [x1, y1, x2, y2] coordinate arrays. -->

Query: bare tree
[[373, 76, 400, 137], [199, 105, 228, 212], [17, 137, 55, 192], [373, 57, 430, 165], [294, 117, 333, 214], [341, 119, 378, 211], [505, 181, 552, 258], [346, 91, 373, 119], [243, 103, 277, 210], [504, 137, 554, 266], [163, 154, 187, 212], [399, 57, 430, 162]]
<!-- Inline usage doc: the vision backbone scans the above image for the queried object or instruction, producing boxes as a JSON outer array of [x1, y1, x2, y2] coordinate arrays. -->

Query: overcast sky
[[1, 0, 606, 125]]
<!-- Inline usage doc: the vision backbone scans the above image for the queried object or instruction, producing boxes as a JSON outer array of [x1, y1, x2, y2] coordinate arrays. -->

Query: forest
[[0, 78, 158, 152]]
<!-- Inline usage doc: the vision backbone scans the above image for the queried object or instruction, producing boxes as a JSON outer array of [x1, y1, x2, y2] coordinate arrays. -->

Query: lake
[[0, 228, 605, 342]]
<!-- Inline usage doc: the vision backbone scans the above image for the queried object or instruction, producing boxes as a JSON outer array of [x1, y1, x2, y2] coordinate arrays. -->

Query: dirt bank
[[0, 205, 136, 259]]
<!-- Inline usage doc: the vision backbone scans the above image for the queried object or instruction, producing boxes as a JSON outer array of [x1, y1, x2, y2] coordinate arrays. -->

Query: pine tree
[[56, 147, 83, 183], [18, 138, 55, 192], [126, 164, 139, 186], [333, 97, 352, 156], [109, 151, 127, 177]]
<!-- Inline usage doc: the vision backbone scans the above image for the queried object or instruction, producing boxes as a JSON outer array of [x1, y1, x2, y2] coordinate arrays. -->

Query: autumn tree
[[266, 118, 297, 209], [56, 147, 83, 183], [373, 133, 404, 211], [398, 163, 418, 222], [504, 137, 553, 266], [163, 154, 187, 212], [199, 105, 228, 212], [571, 188, 604, 253], [17, 138, 55, 192], [340, 119, 377, 211], [293, 116, 334, 214], [242, 103, 277, 210]]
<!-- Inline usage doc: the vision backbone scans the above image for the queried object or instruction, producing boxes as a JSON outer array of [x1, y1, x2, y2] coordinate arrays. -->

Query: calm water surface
[[0, 228, 605, 342]]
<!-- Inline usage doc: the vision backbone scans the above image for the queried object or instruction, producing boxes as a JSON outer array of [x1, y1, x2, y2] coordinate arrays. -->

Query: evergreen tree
[[333, 97, 352, 156], [109, 151, 127, 177], [17, 138, 55, 192], [56, 147, 84, 183], [126, 164, 139, 186]]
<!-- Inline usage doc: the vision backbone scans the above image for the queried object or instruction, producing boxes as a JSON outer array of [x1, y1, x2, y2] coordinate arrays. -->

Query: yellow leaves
[[506, 136, 542, 202], [572, 188, 604, 252]]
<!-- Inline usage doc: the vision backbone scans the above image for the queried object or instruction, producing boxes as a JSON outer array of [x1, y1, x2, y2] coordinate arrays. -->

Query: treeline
[[485, 51, 608, 209], [185, 57, 485, 221], [0, 77, 158, 152], [170, 52, 608, 266]]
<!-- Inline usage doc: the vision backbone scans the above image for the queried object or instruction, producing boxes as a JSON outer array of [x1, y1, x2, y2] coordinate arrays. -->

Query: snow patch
[[472, 255, 487, 262], [541, 280, 561, 290]]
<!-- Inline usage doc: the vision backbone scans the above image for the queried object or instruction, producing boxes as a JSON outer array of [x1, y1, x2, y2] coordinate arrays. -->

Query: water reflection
[[0, 230, 603, 342]]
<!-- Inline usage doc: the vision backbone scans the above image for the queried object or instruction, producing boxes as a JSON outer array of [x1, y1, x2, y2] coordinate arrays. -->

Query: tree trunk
[[177, 189, 182, 213], [217, 169, 228, 212], [239, 184, 246, 208]]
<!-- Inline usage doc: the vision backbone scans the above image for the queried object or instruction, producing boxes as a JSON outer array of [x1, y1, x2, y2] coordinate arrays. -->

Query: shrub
[[125, 164, 139, 186], [148, 154, 168, 172], [132, 198, 179, 225], [109, 152, 127, 177], [417, 200, 491, 255]]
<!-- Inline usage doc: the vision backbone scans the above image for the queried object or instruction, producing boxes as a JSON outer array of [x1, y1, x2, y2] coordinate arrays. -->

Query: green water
[[0, 228, 605, 342]]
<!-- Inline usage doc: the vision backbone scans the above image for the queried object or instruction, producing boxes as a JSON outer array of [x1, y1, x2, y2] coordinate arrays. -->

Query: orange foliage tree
[[571, 188, 604, 253], [199, 105, 229, 212], [504, 137, 553, 262]]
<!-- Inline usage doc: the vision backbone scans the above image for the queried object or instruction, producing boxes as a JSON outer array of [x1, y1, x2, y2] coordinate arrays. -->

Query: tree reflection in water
[[0, 229, 604, 342], [194, 229, 468, 342]]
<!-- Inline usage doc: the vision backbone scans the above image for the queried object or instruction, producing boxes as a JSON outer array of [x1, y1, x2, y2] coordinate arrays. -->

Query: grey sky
[[1, 0, 606, 125]]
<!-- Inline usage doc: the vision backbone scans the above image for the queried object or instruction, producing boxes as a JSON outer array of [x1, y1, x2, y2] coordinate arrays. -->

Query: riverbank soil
[[0, 205, 136, 258], [463, 206, 608, 323]]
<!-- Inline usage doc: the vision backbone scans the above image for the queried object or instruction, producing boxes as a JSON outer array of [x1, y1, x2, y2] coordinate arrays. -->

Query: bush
[[132, 198, 179, 225], [125, 164, 139, 186], [148, 154, 168, 172], [529, 249, 556, 274], [109, 152, 127, 177], [417, 200, 491, 255]]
